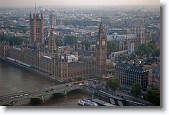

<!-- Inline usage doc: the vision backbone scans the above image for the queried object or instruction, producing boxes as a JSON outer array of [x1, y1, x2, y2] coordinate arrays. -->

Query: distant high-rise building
[[49, 14, 56, 28], [96, 21, 107, 75], [30, 12, 44, 46]]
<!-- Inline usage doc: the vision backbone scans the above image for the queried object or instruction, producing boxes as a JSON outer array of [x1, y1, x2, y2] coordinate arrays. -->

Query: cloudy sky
[[0, 0, 160, 7]]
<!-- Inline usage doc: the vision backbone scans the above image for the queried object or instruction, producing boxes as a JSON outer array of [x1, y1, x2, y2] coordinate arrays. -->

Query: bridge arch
[[2, 104, 11, 106], [66, 88, 87, 95], [30, 97, 43, 105], [52, 93, 65, 98]]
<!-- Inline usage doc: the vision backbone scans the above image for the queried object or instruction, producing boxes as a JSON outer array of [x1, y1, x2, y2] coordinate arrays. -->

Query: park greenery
[[76, 77, 82, 81], [118, 54, 129, 61], [0, 34, 30, 45], [55, 36, 62, 46], [96, 75, 103, 82], [62, 19, 98, 27], [62, 35, 92, 50], [131, 82, 142, 97], [106, 77, 120, 92], [81, 40, 91, 50], [147, 87, 160, 106], [135, 41, 160, 57], [64, 35, 77, 46], [107, 41, 118, 57]]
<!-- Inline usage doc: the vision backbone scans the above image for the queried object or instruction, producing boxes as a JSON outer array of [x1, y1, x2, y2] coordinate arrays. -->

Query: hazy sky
[[0, 0, 160, 7]]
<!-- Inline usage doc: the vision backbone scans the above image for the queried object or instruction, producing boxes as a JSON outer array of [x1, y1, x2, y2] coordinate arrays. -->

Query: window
[[36, 28, 40, 33]]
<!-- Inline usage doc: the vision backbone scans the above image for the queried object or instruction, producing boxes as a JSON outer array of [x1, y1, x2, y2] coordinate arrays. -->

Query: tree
[[135, 44, 147, 57], [131, 83, 142, 97], [129, 53, 136, 60], [147, 41, 157, 51], [106, 77, 120, 91], [81, 40, 90, 50], [152, 48, 160, 57], [0, 34, 26, 46], [77, 77, 82, 81], [147, 87, 160, 106], [135, 40, 160, 58], [55, 36, 62, 46], [0, 34, 6, 41], [146, 41, 158, 57], [63, 19, 98, 27], [64, 35, 77, 46], [107, 41, 118, 58], [96, 75, 102, 82], [119, 54, 128, 61]]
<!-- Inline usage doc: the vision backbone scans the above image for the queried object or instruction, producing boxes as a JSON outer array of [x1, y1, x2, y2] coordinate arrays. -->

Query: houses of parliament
[[0, 11, 107, 82]]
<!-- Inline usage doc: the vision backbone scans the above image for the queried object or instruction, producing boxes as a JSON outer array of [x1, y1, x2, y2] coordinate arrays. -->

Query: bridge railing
[[0, 83, 86, 105]]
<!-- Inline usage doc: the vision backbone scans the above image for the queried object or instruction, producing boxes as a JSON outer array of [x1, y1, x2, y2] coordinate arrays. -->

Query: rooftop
[[107, 33, 137, 41]]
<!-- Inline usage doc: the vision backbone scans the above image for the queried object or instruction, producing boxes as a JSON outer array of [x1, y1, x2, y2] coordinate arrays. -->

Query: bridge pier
[[64, 90, 67, 97], [11, 101, 15, 106], [40, 95, 44, 103], [0, 85, 86, 106]]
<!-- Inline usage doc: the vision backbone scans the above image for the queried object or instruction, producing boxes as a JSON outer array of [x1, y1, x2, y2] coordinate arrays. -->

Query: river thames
[[0, 61, 90, 106]]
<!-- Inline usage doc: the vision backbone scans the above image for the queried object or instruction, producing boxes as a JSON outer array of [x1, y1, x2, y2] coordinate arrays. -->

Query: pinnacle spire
[[35, 2, 36, 13], [98, 20, 105, 33]]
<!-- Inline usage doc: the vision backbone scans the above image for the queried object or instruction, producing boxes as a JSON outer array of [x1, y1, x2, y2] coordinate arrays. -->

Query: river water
[[0, 60, 90, 106]]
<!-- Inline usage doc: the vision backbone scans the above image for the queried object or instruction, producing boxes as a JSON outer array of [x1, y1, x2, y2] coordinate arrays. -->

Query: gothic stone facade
[[0, 22, 106, 82], [30, 12, 44, 46], [0, 44, 97, 82]]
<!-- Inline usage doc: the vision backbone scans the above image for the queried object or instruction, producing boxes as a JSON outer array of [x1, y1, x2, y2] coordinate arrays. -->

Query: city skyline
[[0, 2, 160, 107], [0, 0, 159, 7]]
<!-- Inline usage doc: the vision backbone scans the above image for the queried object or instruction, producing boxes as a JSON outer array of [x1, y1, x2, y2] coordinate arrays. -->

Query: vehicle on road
[[9, 97, 13, 99], [66, 84, 71, 87], [78, 83, 84, 86], [18, 95, 23, 97], [73, 81, 85, 85]]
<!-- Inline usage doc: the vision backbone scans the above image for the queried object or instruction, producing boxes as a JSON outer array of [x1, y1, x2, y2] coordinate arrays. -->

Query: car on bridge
[[73, 81, 85, 85], [18, 95, 23, 97], [15, 95, 19, 98], [66, 84, 71, 87], [10, 97, 14, 99], [78, 83, 84, 86]]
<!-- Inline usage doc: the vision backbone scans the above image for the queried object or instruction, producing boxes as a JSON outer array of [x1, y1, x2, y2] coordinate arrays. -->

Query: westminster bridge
[[0, 82, 86, 106]]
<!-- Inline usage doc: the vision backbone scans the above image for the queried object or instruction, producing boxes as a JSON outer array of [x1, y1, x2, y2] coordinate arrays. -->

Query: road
[[0, 81, 87, 104], [87, 79, 152, 106]]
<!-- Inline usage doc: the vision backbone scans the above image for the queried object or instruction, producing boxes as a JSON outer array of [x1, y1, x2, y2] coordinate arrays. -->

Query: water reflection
[[0, 61, 57, 96], [40, 90, 91, 106], [0, 61, 90, 106]]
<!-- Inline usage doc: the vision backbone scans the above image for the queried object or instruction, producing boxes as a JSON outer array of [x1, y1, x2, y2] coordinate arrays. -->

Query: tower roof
[[35, 2, 37, 13], [98, 20, 105, 34]]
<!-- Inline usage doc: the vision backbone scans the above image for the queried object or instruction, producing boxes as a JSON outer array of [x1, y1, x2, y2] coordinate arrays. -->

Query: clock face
[[97, 40, 99, 45], [102, 40, 105, 46]]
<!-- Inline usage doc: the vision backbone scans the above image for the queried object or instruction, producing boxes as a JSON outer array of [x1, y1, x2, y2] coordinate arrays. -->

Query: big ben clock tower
[[96, 21, 107, 76]]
